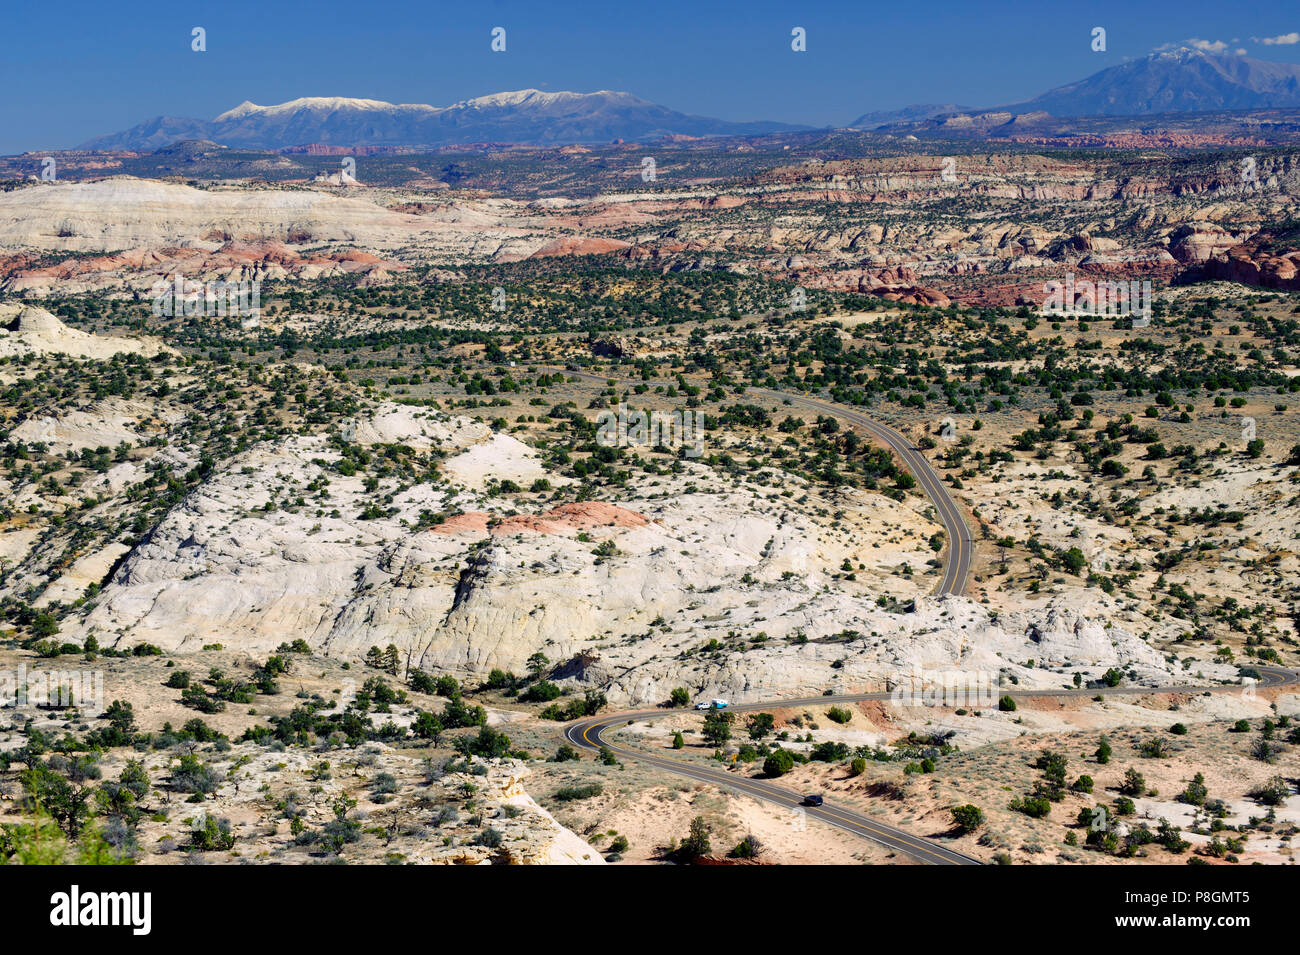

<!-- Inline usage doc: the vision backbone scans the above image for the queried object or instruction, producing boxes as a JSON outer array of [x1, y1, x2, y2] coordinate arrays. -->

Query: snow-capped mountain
[[850, 48, 1300, 131], [82, 90, 804, 151], [1006, 48, 1300, 116]]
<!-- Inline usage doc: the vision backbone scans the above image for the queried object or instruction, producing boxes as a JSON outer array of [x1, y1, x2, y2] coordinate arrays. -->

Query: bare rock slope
[[0, 303, 170, 358], [0, 179, 508, 253], [68, 403, 1191, 705]]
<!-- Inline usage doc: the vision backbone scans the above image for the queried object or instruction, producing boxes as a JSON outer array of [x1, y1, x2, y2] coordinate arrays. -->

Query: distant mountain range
[[852, 49, 1300, 131], [80, 90, 805, 151], [1007, 48, 1300, 116], [847, 104, 973, 128], [77, 48, 1300, 153]]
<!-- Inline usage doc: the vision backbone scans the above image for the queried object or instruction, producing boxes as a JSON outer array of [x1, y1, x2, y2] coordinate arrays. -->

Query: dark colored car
[[801, 794, 823, 807]]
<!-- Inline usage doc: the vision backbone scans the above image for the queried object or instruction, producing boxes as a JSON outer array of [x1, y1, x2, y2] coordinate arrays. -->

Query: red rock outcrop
[[426, 512, 492, 535], [797, 266, 952, 307], [528, 236, 632, 259], [427, 502, 649, 537], [1196, 234, 1300, 290], [1169, 223, 1241, 264], [0, 240, 406, 294]]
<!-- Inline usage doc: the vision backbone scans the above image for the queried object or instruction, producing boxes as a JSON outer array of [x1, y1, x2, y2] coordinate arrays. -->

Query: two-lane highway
[[565, 705, 983, 865], [566, 667, 1298, 864], [550, 367, 975, 596], [749, 387, 974, 596]]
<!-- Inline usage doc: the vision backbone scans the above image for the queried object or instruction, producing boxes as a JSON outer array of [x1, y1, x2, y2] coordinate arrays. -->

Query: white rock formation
[[0, 178, 542, 258], [0, 304, 170, 359], [65, 402, 1189, 705]]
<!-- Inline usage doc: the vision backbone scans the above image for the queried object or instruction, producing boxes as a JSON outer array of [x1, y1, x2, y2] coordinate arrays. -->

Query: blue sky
[[1, 0, 1298, 153]]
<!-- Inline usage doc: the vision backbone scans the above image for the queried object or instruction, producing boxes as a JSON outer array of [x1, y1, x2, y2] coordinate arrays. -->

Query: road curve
[[547, 366, 973, 596], [565, 708, 982, 865], [750, 388, 973, 596], [566, 667, 1299, 865]]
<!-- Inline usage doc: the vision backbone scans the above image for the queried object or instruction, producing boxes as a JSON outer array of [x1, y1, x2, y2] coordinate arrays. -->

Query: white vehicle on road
[[695, 698, 729, 710]]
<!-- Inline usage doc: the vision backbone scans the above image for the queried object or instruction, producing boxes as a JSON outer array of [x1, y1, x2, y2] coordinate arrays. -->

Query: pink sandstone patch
[[425, 502, 648, 537]]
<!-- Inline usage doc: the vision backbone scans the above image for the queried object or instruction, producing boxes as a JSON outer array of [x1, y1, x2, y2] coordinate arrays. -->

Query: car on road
[[693, 702, 711, 710], [694, 698, 730, 710], [801, 794, 824, 807]]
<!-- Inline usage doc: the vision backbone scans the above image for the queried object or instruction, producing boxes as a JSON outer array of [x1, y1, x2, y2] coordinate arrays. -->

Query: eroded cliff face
[[1190, 232, 1300, 290], [3, 151, 1297, 307], [0, 178, 542, 272]]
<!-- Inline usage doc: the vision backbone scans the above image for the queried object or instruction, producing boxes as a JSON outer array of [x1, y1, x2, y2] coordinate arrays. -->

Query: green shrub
[[1119, 768, 1146, 797], [1011, 795, 1051, 818], [951, 804, 984, 833], [763, 748, 794, 778], [521, 680, 562, 703], [553, 783, 604, 802], [731, 834, 762, 859], [677, 816, 711, 862], [1249, 776, 1291, 806], [190, 816, 235, 851], [826, 706, 852, 725]]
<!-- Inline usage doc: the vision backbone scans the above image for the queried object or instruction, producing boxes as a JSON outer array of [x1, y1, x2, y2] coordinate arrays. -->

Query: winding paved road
[[566, 667, 1298, 865], [551, 367, 974, 595], [749, 388, 973, 596], [547, 363, 1296, 863]]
